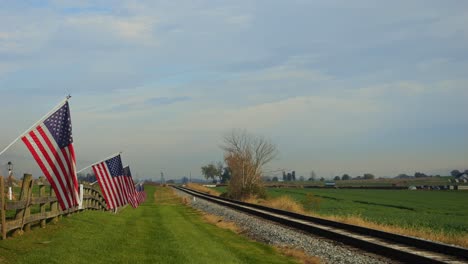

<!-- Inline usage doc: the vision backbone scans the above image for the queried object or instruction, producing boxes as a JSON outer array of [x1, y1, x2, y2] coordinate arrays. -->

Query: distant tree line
[[201, 162, 232, 184], [282, 171, 296, 181], [332, 173, 375, 181], [451, 169, 468, 178], [77, 172, 96, 183]]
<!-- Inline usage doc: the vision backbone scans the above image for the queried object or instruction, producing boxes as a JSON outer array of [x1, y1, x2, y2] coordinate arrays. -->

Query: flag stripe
[[92, 166, 113, 209], [36, 128, 77, 207], [119, 177, 130, 204], [116, 177, 126, 205], [95, 163, 117, 209], [37, 126, 77, 206], [63, 147, 79, 205], [104, 165, 123, 207], [126, 177, 137, 208], [92, 155, 129, 209], [24, 130, 72, 209], [68, 144, 79, 201], [20, 101, 79, 211], [99, 163, 117, 209], [101, 163, 124, 207], [22, 133, 69, 209]]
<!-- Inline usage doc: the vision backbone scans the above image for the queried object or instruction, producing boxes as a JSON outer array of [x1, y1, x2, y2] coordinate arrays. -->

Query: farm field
[[214, 186, 468, 245], [0, 185, 298, 264], [263, 176, 459, 187], [266, 188, 468, 234]]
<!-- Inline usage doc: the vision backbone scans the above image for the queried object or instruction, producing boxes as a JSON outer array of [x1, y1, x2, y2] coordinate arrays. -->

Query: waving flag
[[92, 154, 128, 209], [123, 166, 138, 208], [21, 101, 79, 210], [135, 183, 146, 204]]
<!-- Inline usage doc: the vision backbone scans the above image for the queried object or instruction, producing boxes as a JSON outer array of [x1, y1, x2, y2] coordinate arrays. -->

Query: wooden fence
[[0, 174, 108, 240]]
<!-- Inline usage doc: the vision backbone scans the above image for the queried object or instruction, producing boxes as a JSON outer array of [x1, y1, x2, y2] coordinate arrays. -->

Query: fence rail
[[0, 174, 108, 239]]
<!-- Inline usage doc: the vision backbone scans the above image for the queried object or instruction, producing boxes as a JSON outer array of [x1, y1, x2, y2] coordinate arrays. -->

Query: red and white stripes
[[21, 125, 79, 210]]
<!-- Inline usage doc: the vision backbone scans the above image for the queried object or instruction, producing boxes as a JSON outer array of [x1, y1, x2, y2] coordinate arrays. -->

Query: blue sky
[[0, 0, 467, 180]]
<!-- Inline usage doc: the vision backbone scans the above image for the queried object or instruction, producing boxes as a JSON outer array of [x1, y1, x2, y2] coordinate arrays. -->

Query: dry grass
[[245, 196, 308, 215], [201, 213, 241, 233], [244, 195, 468, 248], [186, 183, 221, 196], [154, 187, 182, 205], [275, 246, 321, 264], [323, 214, 468, 248]]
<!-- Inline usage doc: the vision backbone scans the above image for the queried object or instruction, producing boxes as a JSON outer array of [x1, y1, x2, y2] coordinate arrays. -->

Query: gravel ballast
[[174, 189, 391, 264]]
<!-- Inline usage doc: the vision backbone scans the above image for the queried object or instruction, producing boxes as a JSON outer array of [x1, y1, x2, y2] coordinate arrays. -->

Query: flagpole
[[0, 95, 71, 157], [76, 151, 122, 174]]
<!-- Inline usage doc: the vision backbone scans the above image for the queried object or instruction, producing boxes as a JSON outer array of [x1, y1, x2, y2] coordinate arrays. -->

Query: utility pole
[[160, 170, 165, 185], [189, 171, 192, 183]]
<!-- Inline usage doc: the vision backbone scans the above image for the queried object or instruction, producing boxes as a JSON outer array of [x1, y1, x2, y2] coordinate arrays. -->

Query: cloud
[[225, 14, 252, 28], [237, 60, 332, 83], [1, 1, 468, 179], [65, 14, 159, 46], [146, 96, 191, 106], [108, 95, 192, 112]]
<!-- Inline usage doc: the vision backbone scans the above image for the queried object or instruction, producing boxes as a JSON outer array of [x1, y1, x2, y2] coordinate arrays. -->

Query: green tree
[[451, 170, 462, 178], [201, 163, 222, 183], [341, 174, 351, 180], [363, 173, 375, 180], [334, 176, 341, 181], [221, 167, 232, 183]]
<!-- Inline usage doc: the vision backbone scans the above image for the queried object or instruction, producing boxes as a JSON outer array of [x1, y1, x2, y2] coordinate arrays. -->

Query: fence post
[[13, 174, 33, 236], [93, 187, 98, 208], [85, 187, 90, 209], [49, 184, 59, 224], [39, 178, 46, 228], [1, 176, 6, 240], [78, 184, 83, 210], [23, 178, 33, 232]]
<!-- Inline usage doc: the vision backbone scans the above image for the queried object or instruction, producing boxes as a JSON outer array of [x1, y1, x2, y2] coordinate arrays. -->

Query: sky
[[0, 0, 467, 180]]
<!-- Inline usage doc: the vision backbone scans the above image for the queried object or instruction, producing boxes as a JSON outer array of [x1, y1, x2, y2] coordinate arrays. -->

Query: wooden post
[[1, 176, 6, 240], [49, 184, 59, 224], [85, 188, 89, 209], [13, 174, 32, 236], [39, 181, 46, 228], [22, 175, 33, 232]]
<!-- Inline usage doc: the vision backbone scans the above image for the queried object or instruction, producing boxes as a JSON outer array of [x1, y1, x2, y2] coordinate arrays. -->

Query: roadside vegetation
[[198, 129, 468, 247], [0, 185, 304, 264], [186, 182, 221, 196]]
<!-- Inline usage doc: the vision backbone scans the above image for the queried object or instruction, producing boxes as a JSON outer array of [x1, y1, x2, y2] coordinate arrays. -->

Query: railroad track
[[173, 186, 468, 264]]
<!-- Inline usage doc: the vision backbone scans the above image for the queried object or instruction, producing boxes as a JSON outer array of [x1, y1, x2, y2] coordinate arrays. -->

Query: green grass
[[265, 188, 468, 234], [214, 185, 468, 234], [0, 186, 297, 264]]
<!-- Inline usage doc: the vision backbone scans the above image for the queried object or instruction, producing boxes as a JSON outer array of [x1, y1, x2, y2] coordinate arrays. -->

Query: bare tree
[[221, 129, 278, 199]]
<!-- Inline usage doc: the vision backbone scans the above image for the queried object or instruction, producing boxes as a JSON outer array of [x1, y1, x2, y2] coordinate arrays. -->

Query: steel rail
[[174, 186, 468, 264]]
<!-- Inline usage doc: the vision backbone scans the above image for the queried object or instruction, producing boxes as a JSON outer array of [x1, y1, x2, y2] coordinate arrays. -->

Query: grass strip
[[0, 185, 298, 264]]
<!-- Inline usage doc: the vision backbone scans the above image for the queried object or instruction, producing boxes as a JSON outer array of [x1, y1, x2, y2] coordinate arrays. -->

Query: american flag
[[123, 166, 138, 208], [21, 101, 79, 210], [92, 154, 128, 209], [135, 183, 146, 204]]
